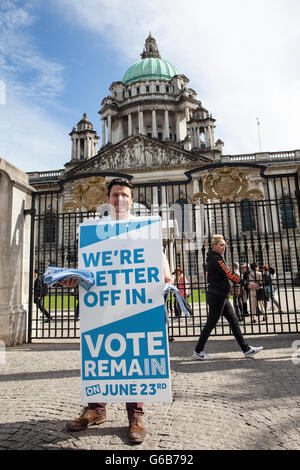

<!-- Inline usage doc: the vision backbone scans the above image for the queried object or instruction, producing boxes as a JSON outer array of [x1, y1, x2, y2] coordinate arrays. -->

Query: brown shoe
[[128, 416, 146, 444], [66, 407, 106, 431]]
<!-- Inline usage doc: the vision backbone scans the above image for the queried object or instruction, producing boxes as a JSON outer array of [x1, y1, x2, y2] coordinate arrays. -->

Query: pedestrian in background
[[232, 262, 243, 321], [173, 267, 192, 318], [33, 269, 51, 322], [249, 263, 266, 322], [193, 235, 263, 360]]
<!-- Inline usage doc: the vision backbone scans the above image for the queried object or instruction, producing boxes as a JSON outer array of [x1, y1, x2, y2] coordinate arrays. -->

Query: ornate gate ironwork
[[28, 163, 300, 341]]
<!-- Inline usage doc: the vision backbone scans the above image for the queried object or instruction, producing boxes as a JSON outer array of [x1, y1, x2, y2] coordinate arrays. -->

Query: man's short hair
[[107, 177, 134, 197]]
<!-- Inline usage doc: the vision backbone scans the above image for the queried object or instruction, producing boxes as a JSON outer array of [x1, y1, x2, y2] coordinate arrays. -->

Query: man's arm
[[163, 253, 173, 285]]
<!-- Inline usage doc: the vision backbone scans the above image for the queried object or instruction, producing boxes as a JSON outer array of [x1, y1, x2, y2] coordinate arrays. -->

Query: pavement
[[0, 333, 300, 451]]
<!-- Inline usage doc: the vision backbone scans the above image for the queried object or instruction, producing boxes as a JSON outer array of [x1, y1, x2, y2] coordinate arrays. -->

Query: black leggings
[[195, 293, 249, 353]]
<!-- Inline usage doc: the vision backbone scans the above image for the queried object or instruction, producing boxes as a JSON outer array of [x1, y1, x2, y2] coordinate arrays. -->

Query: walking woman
[[193, 235, 263, 360], [249, 263, 266, 322]]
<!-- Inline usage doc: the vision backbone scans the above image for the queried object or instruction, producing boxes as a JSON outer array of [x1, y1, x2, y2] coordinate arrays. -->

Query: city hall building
[[27, 34, 300, 340]]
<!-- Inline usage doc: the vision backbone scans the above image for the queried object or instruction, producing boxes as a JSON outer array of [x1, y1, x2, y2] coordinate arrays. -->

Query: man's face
[[213, 239, 226, 256], [108, 184, 133, 219]]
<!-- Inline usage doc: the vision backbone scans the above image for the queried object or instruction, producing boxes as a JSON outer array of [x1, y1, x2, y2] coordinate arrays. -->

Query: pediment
[[64, 135, 207, 177]]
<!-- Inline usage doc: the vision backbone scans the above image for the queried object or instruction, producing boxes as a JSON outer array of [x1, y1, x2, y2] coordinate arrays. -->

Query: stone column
[[76, 139, 80, 160], [71, 137, 76, 160], [193, 178, 203, 243], [185, 106, 190, 121], [128, 113, 132, 137], [152, 109, 157, 138], [268, 183, 279, 233], [107, 115, 112, 143], [196, 127, 200, 148], [0, 158, 35, 346], [102, 119, 106, 146], [176, 114, 181, 142], [138, 108, 144, 135], [164, 109, 170, 140], [152, 186, 159, 215]]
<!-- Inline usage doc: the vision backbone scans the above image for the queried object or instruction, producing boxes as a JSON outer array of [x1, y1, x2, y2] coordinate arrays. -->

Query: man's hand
[[59, 277, 79, 288], [163, 253, 174, 285]]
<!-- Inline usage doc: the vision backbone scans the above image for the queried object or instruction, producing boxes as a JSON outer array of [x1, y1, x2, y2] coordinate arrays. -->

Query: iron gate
[[28, 163, 300, 341]]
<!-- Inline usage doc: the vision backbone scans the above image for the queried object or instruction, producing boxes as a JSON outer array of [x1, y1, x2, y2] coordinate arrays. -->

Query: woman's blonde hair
[[211, 234, 225, 246]]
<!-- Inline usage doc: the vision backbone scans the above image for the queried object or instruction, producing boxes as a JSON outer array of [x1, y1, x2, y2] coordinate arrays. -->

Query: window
[[166, 85, 169, 93], [136, 87, 140, 94], [241, 199, 256, 232], [280, 196, 296, 229], [44, 212, 56, 243], [187, 251, 197, 276], [156, 85, 160, 92], [146, 85, 150, 93], [128, 90, 131, 97]]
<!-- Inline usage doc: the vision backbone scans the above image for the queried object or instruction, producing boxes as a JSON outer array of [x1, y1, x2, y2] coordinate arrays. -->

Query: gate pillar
[[0, 159, 34, 346]]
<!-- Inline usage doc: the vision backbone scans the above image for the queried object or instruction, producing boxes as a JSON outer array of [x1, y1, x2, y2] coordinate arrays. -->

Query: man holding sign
[[66, 178, 173, 444]]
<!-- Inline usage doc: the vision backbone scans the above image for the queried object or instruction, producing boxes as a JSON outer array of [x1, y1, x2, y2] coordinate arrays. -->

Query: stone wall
[[0, 158, 35, 346]]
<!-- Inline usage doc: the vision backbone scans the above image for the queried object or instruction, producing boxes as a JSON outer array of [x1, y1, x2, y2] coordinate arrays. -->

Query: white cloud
[[56, 0, 300, 154], [0, 0, 68, 171]]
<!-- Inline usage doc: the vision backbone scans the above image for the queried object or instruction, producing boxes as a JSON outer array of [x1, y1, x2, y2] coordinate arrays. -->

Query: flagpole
[[257, 117, 262, 152]]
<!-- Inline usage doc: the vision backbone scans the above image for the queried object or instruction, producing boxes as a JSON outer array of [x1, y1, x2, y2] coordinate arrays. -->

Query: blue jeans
[[195, 292, 250, 353]]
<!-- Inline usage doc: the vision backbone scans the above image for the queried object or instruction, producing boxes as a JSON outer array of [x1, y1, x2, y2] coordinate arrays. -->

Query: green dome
[[122, 57, 179, 85]]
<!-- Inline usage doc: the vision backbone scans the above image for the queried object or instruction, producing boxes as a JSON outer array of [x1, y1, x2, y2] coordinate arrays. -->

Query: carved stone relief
[[192, 167, 264, 203]]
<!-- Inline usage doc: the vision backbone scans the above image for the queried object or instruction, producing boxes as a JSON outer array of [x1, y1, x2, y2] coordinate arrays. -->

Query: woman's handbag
[[256, 287, 265, 301]]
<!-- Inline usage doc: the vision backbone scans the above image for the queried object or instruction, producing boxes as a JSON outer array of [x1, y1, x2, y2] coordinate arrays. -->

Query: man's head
[[211, 234, 226, 256], [107, 177, 134, 219]]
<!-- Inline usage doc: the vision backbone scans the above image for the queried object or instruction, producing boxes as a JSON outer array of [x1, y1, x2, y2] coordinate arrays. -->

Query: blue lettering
[[120, 249, 132, 264], [82, 252, 100, 267], [84, 292, 98, 307], [96, 271, 107, 286], [102, 251, 112, 266], [99, 290, 110, 306], [135, 268, 146, 283], [134, 248, 145, 263]]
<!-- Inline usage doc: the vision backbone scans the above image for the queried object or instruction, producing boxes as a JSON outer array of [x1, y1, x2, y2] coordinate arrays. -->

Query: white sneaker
[[193, 351, 212, 360], [244, 346, 263, 358]]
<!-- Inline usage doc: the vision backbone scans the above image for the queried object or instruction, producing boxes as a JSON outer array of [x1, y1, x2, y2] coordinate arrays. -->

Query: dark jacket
[[34, 275, 47, 303], [206, 250, 247, 298]]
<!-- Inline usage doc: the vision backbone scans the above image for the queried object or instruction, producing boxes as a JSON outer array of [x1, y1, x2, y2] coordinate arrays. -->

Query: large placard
[[78, 216, 172, 403]]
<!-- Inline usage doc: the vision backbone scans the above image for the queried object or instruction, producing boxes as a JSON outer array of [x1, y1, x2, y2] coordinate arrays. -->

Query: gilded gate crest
[[192, 167, 264, 204], [63, 176, 108, 212]]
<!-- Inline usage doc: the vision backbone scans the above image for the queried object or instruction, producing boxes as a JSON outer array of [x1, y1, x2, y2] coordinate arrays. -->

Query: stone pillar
[[128, 113, 132, 137], [0, 158, 35, 346], [76, 139, 80, 160], [193, 178, 203, 242], [71, 137, 76, 160], [268, 183, 279, 233], [102, 119, 106, 146], [107, 115, 112, 143], [164, 109, 170, 140], [152, 109, 157, 138], [176, 114, 181, 142], [138, 108, 144, 135], [152, 186, 159, 215], [185, 106, 190, 122]]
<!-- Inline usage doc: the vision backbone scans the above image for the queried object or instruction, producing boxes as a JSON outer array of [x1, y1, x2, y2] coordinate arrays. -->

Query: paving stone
[[0, 334, 299, 450]]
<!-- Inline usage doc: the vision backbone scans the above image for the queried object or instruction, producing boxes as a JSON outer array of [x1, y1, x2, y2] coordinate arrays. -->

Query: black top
[[206, 250, 247, 298]]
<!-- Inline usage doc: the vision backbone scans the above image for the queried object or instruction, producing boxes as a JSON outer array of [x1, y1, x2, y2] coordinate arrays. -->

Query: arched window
[[241, 199, 256, 232], [280, 196, 296, 229]]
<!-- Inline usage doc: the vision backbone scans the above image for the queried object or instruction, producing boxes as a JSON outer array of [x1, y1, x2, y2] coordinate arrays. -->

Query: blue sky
[[1, 0, 300, 172]]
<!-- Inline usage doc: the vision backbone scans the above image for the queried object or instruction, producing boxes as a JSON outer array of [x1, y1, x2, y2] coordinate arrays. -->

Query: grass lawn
[[43, 294, 76, 310], [43, 290, 232, 309]]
